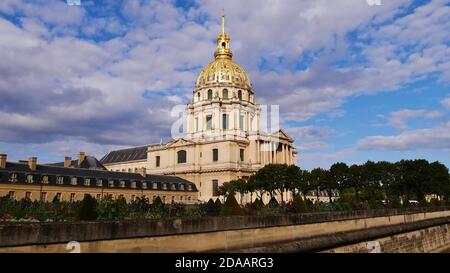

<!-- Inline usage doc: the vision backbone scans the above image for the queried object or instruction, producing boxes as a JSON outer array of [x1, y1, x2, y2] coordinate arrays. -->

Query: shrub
[[147, 196, 167, 219], [389, 196, 402, 209], [253, 198, 264, 210], [292, 195, 308, 213], [268, 197, 279, 208], [168, 203, 185, 217], [220, 195, 244, 216], [76, 194, 97, 221], [214, 198, 223, 212], [204, 199, 219, 216], [96, 195, 117, 220]]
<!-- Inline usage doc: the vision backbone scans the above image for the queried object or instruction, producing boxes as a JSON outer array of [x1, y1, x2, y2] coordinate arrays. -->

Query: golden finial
[[221, 9, 225, 35]]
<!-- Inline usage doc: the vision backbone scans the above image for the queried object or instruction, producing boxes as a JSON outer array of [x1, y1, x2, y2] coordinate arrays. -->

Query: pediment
[[271, 129, 294, 142], [166, 138, 195, 148]]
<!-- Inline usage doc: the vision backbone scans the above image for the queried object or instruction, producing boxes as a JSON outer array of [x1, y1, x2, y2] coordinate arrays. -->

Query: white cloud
[[388, 109, 426, 130], [356, 122, 450, 151]]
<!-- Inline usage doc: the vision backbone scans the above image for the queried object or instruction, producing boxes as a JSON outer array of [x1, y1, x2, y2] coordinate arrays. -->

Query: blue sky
[[0, 0, 449, 170]]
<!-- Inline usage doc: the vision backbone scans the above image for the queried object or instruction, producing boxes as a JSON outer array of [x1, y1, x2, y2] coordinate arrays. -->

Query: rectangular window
[[96, 194, 101, 200], [9, 173, 18, 183], [8, 191, 15, 199], [70, 193, 76, 202], [222, 114, 229, 130], [240, 149, 245, 162], [56, 193, 62, 201], [131, 195, 136, 202], [156, 156, 160, 167], [42, 176, 49, 184], [213, 149, 219, 162], [71, 177, 77, 185], [25, 192, 31, 199], [212, 180, 219, 197], [239, 115, 244, 130], [40, 192, 47, 202], [57, 176, 64, 185], [206, 115, 212, 130], [195, 117, 199, 132]]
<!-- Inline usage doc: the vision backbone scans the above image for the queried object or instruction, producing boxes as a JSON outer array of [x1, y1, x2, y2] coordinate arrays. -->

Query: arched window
[[177, 150, 187, 164], [222, 89, 228, 99], [222, 42, 226, 49], [197, 92, 200, 102], [207, 89, 213, 100], [238, 90, 242, 100]]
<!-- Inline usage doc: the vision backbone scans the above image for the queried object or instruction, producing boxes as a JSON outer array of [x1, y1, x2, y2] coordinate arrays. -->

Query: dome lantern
[[195, 12, 252, 91]]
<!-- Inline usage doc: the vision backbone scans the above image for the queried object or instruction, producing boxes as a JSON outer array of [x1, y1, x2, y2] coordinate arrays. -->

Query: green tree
[[76, 194, 97, 221]]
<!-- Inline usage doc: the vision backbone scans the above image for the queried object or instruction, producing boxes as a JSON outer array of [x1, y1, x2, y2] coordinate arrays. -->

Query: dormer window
[[131, 181, 137, 189], [153, 182, 158, 189], [71, 177, 77, 185], [42, 176, 49, 184], [163, 183, 168, 190], [180, 184, 185, 191], [9, 173, 18, 183], [97, 179, 103, 187], [120, 180, 126, 188], [188, 185, 192, 191], [84, 178, 91, 186], [142, 182, 147, 189], [57, 176, 64, 185], [27, 175, 34, 184], [108, 180, 114, 188], [171, 184, 176, 190]]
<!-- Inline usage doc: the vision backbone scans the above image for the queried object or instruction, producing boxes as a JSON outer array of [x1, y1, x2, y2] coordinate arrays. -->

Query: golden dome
[[195, 13, 252, 91]]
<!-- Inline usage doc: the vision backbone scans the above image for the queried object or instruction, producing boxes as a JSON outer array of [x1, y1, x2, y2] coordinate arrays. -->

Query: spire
[[215, 10, 233, 60], [221, 9, 225, 35]]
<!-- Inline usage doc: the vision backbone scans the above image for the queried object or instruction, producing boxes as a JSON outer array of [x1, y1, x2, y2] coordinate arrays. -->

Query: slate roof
[[48, 156, 107, 170], [0, 162, 197, 192], [100, 146, 148, 165]]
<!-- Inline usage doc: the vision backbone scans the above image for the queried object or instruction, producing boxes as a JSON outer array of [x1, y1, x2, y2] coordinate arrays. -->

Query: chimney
[[139, 167, 147, 177], [64, 156, 72, 168], [0, 154, 6, 169], [77, 152, 86, 167], [28, 157, 37, 171]]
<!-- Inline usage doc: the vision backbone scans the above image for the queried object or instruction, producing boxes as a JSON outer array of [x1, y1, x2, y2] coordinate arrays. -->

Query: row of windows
[[198, 89, 247, 102], [7, 174, 192, 191], [6, 191, 193, 203], [175, 149, 245, 164]]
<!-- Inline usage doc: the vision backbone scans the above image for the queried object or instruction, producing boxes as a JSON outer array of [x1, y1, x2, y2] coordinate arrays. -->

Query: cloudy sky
[[0, 0, 449, 170]]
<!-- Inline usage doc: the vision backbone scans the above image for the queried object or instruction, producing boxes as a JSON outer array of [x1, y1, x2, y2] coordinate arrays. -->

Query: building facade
[[101, 15, 298, 202], [0, 154, 197, 204]]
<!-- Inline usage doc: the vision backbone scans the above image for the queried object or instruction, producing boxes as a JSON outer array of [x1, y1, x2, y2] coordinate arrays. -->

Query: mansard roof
[[49, 156, 107, 170], [100, 146, 148, 165], [0, 162, 197, 192]]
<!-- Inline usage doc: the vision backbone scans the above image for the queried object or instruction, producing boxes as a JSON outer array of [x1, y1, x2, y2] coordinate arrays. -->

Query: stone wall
[[0, 207, 449, 253], [323, 221, 450, 253]]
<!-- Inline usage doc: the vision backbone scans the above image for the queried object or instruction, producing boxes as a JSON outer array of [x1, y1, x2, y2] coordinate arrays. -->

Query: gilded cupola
[[195, 13, 252, 91]]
